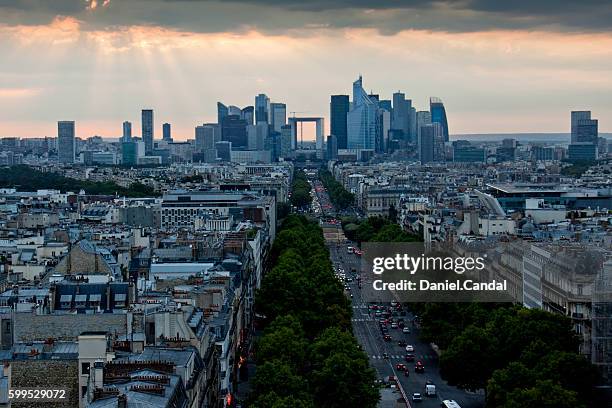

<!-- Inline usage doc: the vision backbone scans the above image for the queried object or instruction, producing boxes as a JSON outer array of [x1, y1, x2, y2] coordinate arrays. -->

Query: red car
[[415, 361, 425, 373], [395, 363, 406, 371]]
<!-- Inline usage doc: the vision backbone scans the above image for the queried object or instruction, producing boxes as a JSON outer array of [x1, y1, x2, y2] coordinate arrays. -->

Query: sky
[[1, 0, 611, 140]]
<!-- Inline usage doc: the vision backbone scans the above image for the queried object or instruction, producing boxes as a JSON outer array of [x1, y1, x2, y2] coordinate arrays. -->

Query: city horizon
[[1, 1, 612, 139]]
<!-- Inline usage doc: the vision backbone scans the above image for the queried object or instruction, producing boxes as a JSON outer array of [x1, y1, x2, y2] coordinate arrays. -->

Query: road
[[330, 244, 484, 408], [311, 174, 484, 408]]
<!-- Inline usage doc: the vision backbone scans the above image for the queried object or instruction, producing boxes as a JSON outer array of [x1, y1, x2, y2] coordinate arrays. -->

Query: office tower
[[419, 125, 435, 164], [330, 95, 350, 149], [255, 122, 268, 150], [377, 108, 391, 153], [141, 109, 154, 155], [379, 100, 392, 113], [255, 93, 270, 123], [241, 106, 254, 126], [217, 102, 228, 124], [228, 105, 241, 117], [392, 92, 411, 141], [280, 125, 293, 159], [568, 143, 598, 161], [453, 141, 486, 163], [571, 111, 598, 144], [122, 140, 143, 166], [270, 103, 287, 133], [347, 76, 377, 150], [162, 123, 172, 142], [122, 121, 132, 142], [195, 124, 217, 161], [327, 134, 338, 160], [221, 115, 248, 149], [409, 107, 417, 143], [431, 122, 445, 161], [247, 125, 257, 150], [215, 141, 231, 161], [429, 97, 449, 142], [57, 121, 75, 164], [416, 111, 432, 146]]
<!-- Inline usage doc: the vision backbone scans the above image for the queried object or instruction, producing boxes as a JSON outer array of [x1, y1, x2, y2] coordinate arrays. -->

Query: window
[[81, 362, 90, 375]]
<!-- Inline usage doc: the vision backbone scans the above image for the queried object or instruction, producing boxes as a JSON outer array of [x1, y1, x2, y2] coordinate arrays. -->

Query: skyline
[[1, 1, 612, 139]]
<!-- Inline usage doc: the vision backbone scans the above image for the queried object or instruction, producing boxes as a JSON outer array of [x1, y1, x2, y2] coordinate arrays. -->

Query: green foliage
[[0, 165, 159, 197], [347, 216, 420, 244], [291, 170, 312, 208], [560, 160, 596, 177], [252, 215, 378, 408], [415, 303, 599, 408], [318, 169, 354, 210], [276, 202, 291, 220]]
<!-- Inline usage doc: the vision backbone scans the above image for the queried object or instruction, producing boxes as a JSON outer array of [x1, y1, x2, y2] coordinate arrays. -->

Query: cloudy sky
[[1, 0, 611, 140]]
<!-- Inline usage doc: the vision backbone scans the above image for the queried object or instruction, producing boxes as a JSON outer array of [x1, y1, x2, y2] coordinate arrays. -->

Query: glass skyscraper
[[330, 95, 349, 149], [162, 123, 172, 141], [141, 109, 154, 155], [429, 97, 449, 142], [122, 121, 132, 142], [57, 121, 75, 164], [347, 76, 378, 150], [571, 111, 598, 144], [255, 94, 270, 124]]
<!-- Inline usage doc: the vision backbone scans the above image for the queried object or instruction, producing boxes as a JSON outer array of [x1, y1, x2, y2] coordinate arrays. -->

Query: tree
[[256, 316, 309, 369], [503, 380, 584, 408], [251, 360, 312, 404], [252, 392, 315, 408], [440, 325, 500, 392], [388, 204, 398, 223]]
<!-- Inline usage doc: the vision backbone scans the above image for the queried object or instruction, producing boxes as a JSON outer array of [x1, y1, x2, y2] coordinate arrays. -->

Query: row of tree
[[251, 215, 379, 408], [0, 165, 159, 197], [411, 303, 601, 408], [318, 169, 354, 210], [342, 215, 420, 243], [290, 170, 312, 209]]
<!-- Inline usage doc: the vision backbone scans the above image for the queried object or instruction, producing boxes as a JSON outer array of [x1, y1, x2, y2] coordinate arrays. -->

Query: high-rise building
[[571, 111, 598, 144], [141, 109, 154, 154], [453, 141, 486, 163], [416, 111, 432, 146], [330, 95, 350, 149], [430, 97, 449, 142], [392, 92, 411, 141], [347, 76, 378, 150], [255, 94, 270, 124], [162, 123, 172, 142], [217, 102, 229, 124], [122, 121, 132, 142], [377, 108, 391, 153], [326, 134, 338, 160], [221, 115, 248, 149], [279, 125, 293, 159], [215, 141, 232, 161], [241, 106, 254, 126], [419, 125, 435, 164], [270, 103, 287, 133], [57, 121, 75, 164]]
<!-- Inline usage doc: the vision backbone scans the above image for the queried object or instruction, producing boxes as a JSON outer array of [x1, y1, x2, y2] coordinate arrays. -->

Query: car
[[398, 340, 407, 347], [405, 345, 414, 352], [405, 353, 415, 362], [383, 334, 392, 341], [412, 393, 422, 402], [415, 361, 425, 373], [402, 327, 410, 334], [395, 363, 406, 371], [391, 323, 398, 329]]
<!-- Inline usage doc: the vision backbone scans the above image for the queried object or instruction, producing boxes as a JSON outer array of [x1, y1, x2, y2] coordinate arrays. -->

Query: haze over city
[[1, 0, 612, 139]]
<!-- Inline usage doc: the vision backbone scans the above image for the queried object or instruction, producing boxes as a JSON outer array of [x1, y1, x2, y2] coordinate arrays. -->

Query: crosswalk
[[352, 305, 368, 309], [351, 318, 374, 322]]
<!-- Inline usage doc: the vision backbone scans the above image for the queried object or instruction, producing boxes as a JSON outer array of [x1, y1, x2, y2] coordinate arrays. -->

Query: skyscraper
[[392, 92, 411, 141], [221, 115, 248, 149], [571, 111, 598, 144], [347, 76, 378, 150], [195, 124, 217, 162], [330, 95, 349, 149], [419, 124, 435, 164], [255, 93, 270, 124], [416, 111, 432, 146], [141, 109, 154, 155], [430, 97, 449, 142], [241, 106, 254, 126], [327, 134, 338, 160], [162, 123, 172, 142], [270, 103, 287, 133], [57, 121, 75, 164], [217, 102, 229, 124], [122, 121, 132, 142]]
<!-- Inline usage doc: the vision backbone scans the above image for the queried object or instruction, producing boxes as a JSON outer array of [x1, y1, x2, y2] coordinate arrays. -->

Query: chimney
[[92, 360, 104, 389]]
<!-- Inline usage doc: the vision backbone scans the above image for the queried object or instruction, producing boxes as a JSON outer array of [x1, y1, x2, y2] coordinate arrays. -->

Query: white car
[[402, 327, 411, 334], [405, 345, 414, 352], [412, 393, 422, 402]]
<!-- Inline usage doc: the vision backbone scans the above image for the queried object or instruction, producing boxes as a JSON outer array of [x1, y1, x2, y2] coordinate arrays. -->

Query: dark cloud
[[1, 0, 611, 33]]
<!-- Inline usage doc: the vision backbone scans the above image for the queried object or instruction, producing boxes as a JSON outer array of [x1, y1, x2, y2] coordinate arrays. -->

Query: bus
[[441, 400, 462, 408]]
